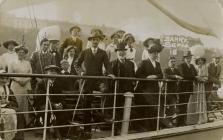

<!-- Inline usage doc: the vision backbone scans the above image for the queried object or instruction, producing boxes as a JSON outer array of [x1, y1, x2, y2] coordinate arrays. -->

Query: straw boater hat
[[69, 25, 81, 33], [44, 65, 60, 73], [88, 32, 104, 41], [123, 33, 135, 43], [3, 40, 19, 49], [115, 42, 127, 52], [14, 46, 29, 54], [195, 57, 206, 65]]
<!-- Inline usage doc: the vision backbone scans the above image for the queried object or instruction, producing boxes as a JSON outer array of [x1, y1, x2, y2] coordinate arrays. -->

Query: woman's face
[[68, 48, 75, 57], [8, 44, 15, 51], [17, 49, 26, 60], [126, 38, 134, 45], [197, 59, 204, 65], [149, 51, 158, 60]]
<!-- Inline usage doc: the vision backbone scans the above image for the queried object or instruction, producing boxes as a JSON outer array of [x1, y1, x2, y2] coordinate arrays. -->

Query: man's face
[[169, 59, 176, 68], [71, 28, 80, 36], [50, 41, 59, 51], [41, 41, 50, 52], [91, 37, 100, 48], [117, 50, 126, 60], [214, 57, 221, 64], [184, 56, 192, 63]]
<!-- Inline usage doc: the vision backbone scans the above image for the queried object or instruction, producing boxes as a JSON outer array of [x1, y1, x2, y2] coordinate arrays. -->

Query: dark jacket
[[75, 48, 111, 76], [136, 59, 163, 93], [110, 59, 135, 93], [208, 62, 221, 86], [164, 67, 181, 93], [34, 79, 64, 109], [178, 62, 197, 92], [60, 37, 83, 57], [30, 51, 56, 74], [49, 50, 62, 67]]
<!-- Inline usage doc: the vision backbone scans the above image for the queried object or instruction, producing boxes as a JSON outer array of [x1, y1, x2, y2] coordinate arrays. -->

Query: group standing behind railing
[[0, 26, 222, 140]]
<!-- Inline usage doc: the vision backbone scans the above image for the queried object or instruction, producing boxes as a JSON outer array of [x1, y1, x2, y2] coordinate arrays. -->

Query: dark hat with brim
[[14, 46, 29, 54], [44, 65, 60, 73], [69, 25, 81, 33], [183, 51, 193, 58], [195, 57, 206, 65], [111, 33, 121, 39], [3, 40, 19, 49], [115, 42, 127, 52], [169, 56, 176, 60], [147, 44, 164, 53], [143, 38, 158, 47]]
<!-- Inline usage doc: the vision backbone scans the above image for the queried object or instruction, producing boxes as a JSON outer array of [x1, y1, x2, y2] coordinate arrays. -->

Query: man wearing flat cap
[[60, 25, 83, 58], [1, 40, 19, 71], [35, 65, 69, 139], [135, 43, 173, 131], [177, 51, 197, 126], [74, 32, 115, 138]]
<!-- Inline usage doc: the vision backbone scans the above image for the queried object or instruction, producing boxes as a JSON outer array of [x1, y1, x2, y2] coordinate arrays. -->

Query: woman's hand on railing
[[107, 74, 115, 79], [146, 75, 158, 79]]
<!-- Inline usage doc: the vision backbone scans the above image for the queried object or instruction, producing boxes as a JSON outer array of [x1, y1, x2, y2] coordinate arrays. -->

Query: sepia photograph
[[0, 0, 223, 139]]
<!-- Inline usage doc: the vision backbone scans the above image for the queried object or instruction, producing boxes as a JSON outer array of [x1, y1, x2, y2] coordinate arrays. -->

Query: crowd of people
[[0, 25, 222, 140]]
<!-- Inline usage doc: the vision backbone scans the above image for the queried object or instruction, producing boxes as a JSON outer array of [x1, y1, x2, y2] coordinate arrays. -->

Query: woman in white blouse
[[8, 46, 32, 126], [63, 45, 78, 74]]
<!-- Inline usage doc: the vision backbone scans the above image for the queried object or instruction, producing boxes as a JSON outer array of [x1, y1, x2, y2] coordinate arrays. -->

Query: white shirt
[[142, 49, 149, 60], [91, 47, 98, 54], [1, 51, 18, 69], [106, 43, 117, 61], [67, 57, 74, 72], [125, 45, 136, 60]]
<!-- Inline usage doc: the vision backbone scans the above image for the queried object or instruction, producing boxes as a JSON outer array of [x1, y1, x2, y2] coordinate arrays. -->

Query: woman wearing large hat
[[1, 40, 19, 70], [123, 33, 136, 61], [8, 45, 32, 138], [187, 54, 208, 125]]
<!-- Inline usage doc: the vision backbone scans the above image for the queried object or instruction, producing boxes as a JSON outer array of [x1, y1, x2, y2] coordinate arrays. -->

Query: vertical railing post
[[43, 80, 50, 140], [121, 92, 134, 135], [156, 81, 162, 131], [163, 81, 167, 119], [111, 80, 118, 136]]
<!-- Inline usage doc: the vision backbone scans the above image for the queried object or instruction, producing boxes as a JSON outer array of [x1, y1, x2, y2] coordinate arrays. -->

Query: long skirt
[[1, 108, 17, 140], [187, 83, 208, 125]]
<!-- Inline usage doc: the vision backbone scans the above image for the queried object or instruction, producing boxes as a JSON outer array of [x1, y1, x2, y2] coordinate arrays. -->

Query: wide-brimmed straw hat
[[3, 40, 19, 49]]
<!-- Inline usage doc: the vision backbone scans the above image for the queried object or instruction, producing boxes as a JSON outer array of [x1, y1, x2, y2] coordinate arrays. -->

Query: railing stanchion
[[164, 81, 167, 119], [121, 92, 134, 135], [111, 80, 118, 136], [43, 80, 50, 140], [156, 81, 162, 131]]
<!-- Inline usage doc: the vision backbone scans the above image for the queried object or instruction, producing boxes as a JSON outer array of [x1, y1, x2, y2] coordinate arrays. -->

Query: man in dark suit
[[109, 42, 135, 135], [30, 38, 56, 91], [135, 43, 173, 131], [207, 54, 222, 111], [60, 26, 83, 58], [35, 65, 68, 139], [164, 56, 183, 120], [74, 32, 115, 138], [177, 51, 197, 126], [49, 40, 62, 67]]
